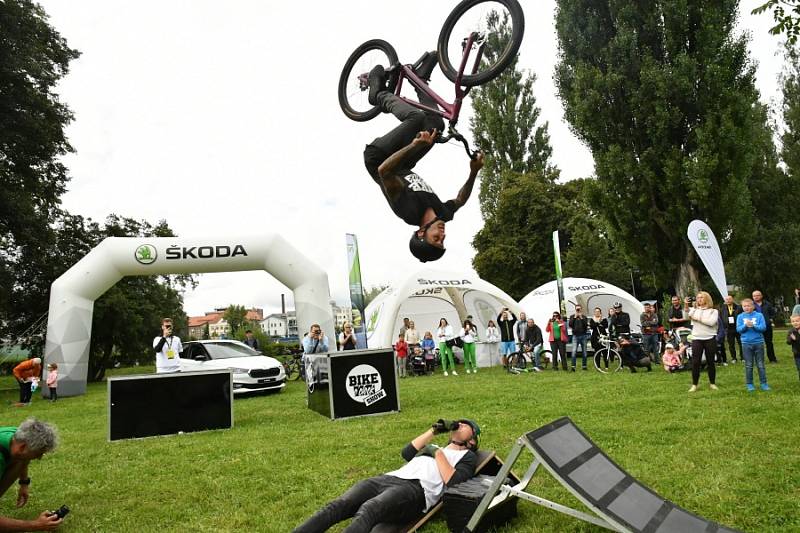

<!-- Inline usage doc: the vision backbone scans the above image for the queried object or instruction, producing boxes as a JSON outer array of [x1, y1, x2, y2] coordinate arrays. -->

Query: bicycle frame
[[394, 32, 485, 155]]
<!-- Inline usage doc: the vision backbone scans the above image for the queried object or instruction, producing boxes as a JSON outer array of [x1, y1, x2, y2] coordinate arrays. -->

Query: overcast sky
[[38, 1, 782, 317]]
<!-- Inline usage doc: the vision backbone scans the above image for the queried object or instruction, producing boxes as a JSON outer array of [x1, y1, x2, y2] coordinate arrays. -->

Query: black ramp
[[524, 417, 741, 533]]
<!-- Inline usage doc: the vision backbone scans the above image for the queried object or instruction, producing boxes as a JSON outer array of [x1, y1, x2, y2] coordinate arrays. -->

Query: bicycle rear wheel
[[594, 349, 622, 374], [285, 361, 301, 381], [437, 0, 524, 87], [338, 39, 398, 121]]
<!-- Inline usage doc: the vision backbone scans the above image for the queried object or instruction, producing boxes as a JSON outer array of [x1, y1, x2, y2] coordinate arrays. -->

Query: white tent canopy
[[518, 277, 644, 338], [365, 269, 520, 349]]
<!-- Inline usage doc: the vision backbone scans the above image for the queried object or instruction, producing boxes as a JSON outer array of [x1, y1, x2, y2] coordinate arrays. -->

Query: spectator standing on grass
[[737, 298, 769, 392], [339, 322, 358, 351], [399, 318, 410, 339], [243, 329, 260, 351], [609, 303, 630, 336], [667, 295, 690, 330], [786, 314, 800, 381], [404, 321, 420, 352], [497, 308, 516, 368], [485, 320, 500, 365], [640, 303, 661, 363], [546, 311, 569, 371], [719, 295, 742, 363], [568, 305, 590, 371], [421, 331, 435, 354], [752, 290, 777, 363], [436, 318, 456, 376], [394, 334, 408, 378], [0, 419, 62, 531], [589, 307, 608, 351], [12, 358, 41, 405], [459, 320, 478, 374], [153, 318, 182, 374], [514, 312, 528, 360], [45, 364, 58, 402], [686, 292, 719, 392]]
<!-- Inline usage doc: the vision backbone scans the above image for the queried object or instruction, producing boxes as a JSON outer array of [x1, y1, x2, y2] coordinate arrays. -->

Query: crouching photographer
[[619, 335, 653, 373], [293, 418, 481, 533], [0, 418, 63, 531]]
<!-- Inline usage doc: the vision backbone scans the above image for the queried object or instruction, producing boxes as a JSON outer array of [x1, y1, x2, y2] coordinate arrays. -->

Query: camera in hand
[[53, 505, 69, 519], [432, 419, 459, 435]]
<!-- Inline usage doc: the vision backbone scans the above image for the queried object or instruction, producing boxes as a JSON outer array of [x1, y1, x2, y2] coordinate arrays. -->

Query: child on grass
[[662, 344, 684, 373], [46, 362, 58, 401], [786, 314, 800, 382], [394, 334, 408, 378]]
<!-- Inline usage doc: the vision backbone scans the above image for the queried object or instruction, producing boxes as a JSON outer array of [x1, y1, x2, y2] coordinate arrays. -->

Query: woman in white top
[[685, 291, 719, 392], [436, 318, 456, 376], [404, 320, 420, 351], [485, 320, 500, 366], [460, 319, 478, 374], [339, 322, 357, 351]]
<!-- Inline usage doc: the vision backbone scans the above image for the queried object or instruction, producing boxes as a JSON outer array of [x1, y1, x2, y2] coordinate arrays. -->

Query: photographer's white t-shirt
[[153, 336, 183, 373], [386, 447, 469, 511]]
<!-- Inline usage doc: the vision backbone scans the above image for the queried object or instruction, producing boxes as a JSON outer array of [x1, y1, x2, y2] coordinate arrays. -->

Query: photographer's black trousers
[[293, 475, 425, 533]]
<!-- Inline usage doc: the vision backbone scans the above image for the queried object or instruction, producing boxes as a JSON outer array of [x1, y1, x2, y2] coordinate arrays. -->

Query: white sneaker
[[452, 370, 458, 376], [709, 384, 719, 390], [443, 371, 448, 377], [688, 385, 698, 393], [533, 367, 541, 372]]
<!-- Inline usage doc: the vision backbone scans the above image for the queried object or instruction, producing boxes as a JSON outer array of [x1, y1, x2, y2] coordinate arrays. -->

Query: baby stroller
[[409, 351, 428, 376], [669, 327, 701, 367]]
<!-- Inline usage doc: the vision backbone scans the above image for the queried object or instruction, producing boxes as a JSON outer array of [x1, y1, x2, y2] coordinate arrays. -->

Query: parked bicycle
[[508, 346, 552, 374], [593, 334, 623, 374], [338, 0, 525, 157], [282, 348, 305, 381]]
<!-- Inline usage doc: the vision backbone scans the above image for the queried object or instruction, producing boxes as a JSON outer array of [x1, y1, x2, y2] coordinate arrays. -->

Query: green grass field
[[1, 340, 798, 533]]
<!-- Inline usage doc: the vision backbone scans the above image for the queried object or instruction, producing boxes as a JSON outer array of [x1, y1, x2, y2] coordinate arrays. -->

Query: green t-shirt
[[552, 321, 561, 338], [0, 426, 17, 475]]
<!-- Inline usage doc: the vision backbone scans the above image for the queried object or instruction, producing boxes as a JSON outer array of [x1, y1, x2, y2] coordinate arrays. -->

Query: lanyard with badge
[[165, 336, 175, 359]]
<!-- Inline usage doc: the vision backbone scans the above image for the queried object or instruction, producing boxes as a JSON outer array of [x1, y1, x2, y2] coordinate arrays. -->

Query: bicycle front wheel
[[286, 362, 301, 381], [338, 39, 398, 121], [594, 349, 622, 374], [437, 0, 524, 87]]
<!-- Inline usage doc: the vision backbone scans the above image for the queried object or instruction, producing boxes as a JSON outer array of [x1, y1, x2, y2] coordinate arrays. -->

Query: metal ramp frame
[[466, 417, 741, 533]]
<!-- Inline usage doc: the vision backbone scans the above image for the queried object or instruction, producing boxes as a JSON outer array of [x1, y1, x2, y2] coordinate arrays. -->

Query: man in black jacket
[[522, 318, 544, 371], [294, 419, 480, 533], [752, 290, 777, 363], [497, 308, 517, 368], [719, 296, 742, 363], [610, 303, 631, 336], [568, 305, 590, 371]]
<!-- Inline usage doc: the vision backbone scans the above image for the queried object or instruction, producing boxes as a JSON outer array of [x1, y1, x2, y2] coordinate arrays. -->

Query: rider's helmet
[[613, 301, 623, 309], [409, 229, 445, 262]]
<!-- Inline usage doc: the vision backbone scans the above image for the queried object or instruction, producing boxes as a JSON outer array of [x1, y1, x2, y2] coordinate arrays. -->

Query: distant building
[[331, 302, 354, 331], [261, 312, 297, 338], [187, 307, 264, 339]]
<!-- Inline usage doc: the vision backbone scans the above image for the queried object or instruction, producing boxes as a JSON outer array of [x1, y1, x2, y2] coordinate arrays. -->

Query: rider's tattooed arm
[[452, 151, 484, 208], [378, 129, 438, 184]]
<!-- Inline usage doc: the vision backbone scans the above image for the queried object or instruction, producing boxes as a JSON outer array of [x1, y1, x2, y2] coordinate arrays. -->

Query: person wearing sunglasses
[[362, 61, 484, 262], [546, 312, 569, 371]]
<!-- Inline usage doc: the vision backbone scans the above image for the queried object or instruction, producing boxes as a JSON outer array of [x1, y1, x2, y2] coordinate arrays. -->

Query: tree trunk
[[676, 246, 701, 298]]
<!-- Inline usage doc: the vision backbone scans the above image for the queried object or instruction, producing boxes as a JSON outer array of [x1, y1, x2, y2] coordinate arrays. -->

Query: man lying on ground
[[293, 419, 481, 533]]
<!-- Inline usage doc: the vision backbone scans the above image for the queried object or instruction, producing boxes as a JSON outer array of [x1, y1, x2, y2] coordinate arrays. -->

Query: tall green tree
[[223, 304, 249, 335], [555, 0, 771, 295], [470, 11, 563, 298], [470, 11, 559, 220], [0, 0, 80, 322]]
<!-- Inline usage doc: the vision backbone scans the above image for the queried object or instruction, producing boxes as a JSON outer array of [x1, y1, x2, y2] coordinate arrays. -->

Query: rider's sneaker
[[412, 50, 439, 81], [368, 65, 386, 105]]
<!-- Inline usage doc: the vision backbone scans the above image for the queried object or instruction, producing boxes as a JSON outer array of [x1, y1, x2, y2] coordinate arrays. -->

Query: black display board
[[108, 370, 233, 441], [307, 348, 400, 420]]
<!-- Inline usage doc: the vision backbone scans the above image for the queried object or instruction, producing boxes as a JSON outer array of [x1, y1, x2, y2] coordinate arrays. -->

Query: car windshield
[[203, 343, 259, 360]]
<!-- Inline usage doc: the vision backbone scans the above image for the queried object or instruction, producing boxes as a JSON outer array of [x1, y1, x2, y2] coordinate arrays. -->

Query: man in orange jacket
[[12, 358, 42, 405]]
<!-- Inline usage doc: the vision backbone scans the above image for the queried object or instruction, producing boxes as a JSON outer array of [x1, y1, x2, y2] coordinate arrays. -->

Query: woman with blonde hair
[[685, 291, 719, 392]]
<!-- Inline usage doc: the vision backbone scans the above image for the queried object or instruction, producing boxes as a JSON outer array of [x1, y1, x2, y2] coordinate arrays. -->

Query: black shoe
[[582, 367, 588, 371], [571, 367, 576, 372], [412, 50, 439, 81], [368, 65, 386, 105]]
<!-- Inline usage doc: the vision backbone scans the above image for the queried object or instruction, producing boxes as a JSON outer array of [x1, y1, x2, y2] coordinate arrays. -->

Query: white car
[[179, 340, 286, 394]]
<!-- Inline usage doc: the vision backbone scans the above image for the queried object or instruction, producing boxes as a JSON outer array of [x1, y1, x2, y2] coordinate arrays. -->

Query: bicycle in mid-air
[[338, 0, 525, 158]]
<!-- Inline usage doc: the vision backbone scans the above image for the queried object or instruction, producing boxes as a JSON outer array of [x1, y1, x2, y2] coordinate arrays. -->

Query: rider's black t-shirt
[[389, 172, 459, 226]]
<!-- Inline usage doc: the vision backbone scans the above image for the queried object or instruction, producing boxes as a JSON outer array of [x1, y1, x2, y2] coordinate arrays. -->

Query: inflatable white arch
[[519, 277, 644, 336], [364, 268, 521, 349], [44, 234, 334, 396]]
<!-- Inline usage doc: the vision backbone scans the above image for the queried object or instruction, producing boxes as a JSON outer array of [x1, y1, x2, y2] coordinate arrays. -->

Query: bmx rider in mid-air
[[362, 52, 484, 262]]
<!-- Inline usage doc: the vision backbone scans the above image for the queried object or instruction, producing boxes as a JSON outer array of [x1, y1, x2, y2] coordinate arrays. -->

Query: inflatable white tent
[[365, 269, 520, 361], [518, 277, 644, 339]]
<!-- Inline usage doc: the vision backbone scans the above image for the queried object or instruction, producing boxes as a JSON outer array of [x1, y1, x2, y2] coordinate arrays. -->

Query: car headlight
[[230, 368, 249, 374]]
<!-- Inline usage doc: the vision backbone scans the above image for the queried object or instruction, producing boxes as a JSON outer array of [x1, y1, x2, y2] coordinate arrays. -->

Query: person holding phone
[[153, 317, 182, 374]]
